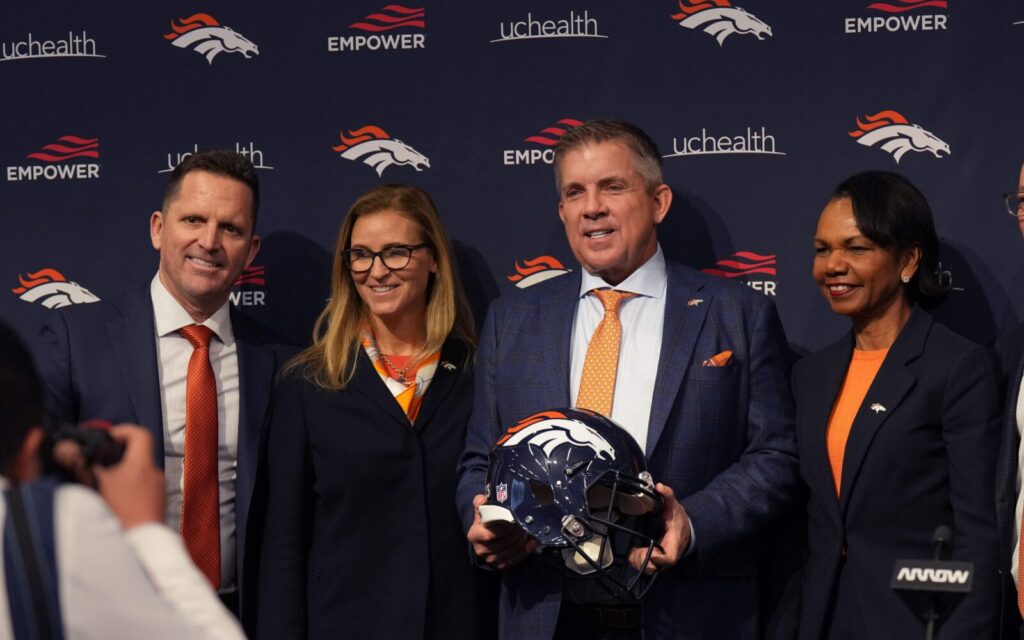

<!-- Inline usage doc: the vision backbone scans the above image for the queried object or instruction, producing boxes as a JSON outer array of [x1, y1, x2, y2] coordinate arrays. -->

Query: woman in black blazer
[[792, 171, 1001, 638], [257, 185, 494, 639]]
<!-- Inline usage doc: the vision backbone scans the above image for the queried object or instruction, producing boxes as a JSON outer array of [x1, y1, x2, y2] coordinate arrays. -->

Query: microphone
[[931, 525, 952, 561]]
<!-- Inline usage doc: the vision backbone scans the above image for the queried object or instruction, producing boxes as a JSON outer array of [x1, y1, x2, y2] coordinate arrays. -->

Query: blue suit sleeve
[[456, 302, 502, 534], [36, 310, 79, 422]]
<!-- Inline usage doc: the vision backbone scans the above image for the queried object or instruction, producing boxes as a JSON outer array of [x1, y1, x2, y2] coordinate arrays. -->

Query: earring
[[901, 275, 910, 283]]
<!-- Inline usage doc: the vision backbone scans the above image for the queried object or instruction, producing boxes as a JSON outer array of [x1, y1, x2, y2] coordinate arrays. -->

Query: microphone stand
[[924, 526, 951, 640]]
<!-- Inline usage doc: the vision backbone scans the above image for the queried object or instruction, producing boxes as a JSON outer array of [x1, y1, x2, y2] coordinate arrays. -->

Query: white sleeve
[[57, 485, 244, 640]]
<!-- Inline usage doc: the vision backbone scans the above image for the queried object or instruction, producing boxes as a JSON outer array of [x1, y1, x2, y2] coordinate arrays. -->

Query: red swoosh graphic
[[350, 19, 424, 31], [27, 150, 100, 162], [868, 1, 947, 12], [702, 267, 777, 278]]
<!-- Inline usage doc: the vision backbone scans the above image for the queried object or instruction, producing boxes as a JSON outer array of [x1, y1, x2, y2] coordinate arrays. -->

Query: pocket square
[[702, 350, 733, 367]]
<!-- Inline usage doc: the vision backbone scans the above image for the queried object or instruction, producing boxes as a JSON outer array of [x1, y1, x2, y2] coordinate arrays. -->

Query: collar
[[150, 274, 234, 345], [578, 244, 667, 299]]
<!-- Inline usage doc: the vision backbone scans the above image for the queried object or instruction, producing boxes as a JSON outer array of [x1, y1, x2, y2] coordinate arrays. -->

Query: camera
[[43, 416, 126, 474]]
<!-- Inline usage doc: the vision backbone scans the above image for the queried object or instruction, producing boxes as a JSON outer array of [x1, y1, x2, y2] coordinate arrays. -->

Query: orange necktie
[[179, 324, 221, 589], [576, 289, 636, 417]]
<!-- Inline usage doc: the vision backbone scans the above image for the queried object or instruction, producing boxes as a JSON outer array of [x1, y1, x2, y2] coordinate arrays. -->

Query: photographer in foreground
[[0, 320, 243, 639]]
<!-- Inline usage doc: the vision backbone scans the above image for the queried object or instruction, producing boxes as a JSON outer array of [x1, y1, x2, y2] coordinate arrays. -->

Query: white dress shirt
[[150, 275, 239, 591], [569, 245, 667, 451], [0, 480, 243, 639]]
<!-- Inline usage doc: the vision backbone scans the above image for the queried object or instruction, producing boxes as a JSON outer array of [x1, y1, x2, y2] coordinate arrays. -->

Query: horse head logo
[[672, 0, 772, 46], [498, 412, 617, 461], [164, 13, 259, 64], [332, 126, 431, 176], [13, 269, 100, 309], [849, 111, 951, 163]]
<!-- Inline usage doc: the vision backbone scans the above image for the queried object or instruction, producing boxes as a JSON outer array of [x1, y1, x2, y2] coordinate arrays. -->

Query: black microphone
[[931, 525, 952, 561]]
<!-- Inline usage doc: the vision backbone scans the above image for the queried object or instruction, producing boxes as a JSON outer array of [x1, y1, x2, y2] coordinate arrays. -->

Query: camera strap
[[3, 478, 65, 640]]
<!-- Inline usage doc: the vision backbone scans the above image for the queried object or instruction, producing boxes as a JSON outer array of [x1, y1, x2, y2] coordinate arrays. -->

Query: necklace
[[379, 351, 415, 384]]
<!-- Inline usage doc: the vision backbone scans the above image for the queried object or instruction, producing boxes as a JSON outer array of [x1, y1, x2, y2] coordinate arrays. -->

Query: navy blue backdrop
[[2, 1, 1022, 355]]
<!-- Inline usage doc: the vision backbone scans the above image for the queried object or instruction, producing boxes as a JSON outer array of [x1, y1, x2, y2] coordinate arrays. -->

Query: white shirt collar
[[150, 274, 234, 345], [578, 244, 667, 300]]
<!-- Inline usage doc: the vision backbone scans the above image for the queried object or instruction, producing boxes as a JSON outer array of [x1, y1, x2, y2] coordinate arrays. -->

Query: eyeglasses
[[1003, 191, 1024, 216], [342, 243, 431, 272]]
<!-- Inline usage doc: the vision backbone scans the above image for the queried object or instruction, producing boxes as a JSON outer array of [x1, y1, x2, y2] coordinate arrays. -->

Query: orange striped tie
[[576, 289, 636, 417], [179, 324, 221, 589]]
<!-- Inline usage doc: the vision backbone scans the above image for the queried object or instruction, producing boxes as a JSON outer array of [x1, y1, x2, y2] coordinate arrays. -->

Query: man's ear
[[9, 426, 44, 484]]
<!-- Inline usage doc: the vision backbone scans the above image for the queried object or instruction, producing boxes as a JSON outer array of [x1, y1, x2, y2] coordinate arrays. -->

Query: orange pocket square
[[702, 350, 733, 367]]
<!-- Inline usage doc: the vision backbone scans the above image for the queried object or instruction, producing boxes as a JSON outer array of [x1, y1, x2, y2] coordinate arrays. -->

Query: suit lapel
[[800, 335, 853, 530], [646, 264, 708, 457], [838, 309, 929, 513], [350, 349, 417, 430], [545, 275, 579, 408], [107, 288, 164, 462], [412, 341, 463, 431]]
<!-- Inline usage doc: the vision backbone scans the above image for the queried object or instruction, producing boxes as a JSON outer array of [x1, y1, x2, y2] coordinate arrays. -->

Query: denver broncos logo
[[507, 256, 572, 289], [848, 110, 950, 163], [164, 13, 259, 64], [12, 268, 100, 309], [497, 411, 616, 461], [332, 125, 430, 176], [671, 0, 772, 46]]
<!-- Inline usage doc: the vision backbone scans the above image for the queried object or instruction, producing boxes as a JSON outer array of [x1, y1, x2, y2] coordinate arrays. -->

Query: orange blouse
[[826, 348, 888, 495]]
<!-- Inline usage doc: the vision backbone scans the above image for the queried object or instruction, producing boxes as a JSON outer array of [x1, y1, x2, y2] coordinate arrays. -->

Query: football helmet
[[480, 408, 664, 601]]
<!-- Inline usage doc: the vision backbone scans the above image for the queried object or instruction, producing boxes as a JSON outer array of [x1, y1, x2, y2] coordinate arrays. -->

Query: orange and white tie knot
[[576, 289, 636, 418]]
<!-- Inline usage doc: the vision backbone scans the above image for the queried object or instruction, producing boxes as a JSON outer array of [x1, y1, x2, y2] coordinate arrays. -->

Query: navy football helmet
[[480, 408, 664, 600]]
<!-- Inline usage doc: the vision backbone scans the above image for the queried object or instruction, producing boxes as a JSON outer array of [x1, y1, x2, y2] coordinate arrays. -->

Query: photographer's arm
[[58, 425, 244, 640]]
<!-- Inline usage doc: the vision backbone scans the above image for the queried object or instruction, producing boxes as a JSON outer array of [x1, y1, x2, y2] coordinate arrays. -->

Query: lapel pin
[[687, 298, 704, 307], [441, 361, 456, 372], [870, 403, 886, 414]]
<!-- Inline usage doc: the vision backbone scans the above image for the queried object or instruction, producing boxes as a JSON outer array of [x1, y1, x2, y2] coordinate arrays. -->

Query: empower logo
[[845, 0, 947, 33], [702, 251, 777, 295], [6, 136, 101, 182], [671, 0, 772, 45], [507, 256, 573, 288], [164, 13, 259, 64], [503, 118, 583, 165], [12, 268, 100, 308], [230, 265, 265, 307], [849, 110, 949, 163], [328, 5, 426, 52], [332, 125, 429, 176]]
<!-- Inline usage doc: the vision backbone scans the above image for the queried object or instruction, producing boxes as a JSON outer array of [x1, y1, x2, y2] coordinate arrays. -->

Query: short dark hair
[[0, 321, 44, 475], [830, 170, 949, 302], [162, 149, 260, 228], [553, 119, 664, 193]]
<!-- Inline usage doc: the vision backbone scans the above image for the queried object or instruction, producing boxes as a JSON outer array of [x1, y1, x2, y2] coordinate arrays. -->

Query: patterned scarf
[[360, 331, 439, 422]]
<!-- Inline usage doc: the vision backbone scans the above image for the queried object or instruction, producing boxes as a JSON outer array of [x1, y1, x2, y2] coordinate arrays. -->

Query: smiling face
[[349, 209, 436, 328], [557, 141, 671, 286], [150, 170, 260, 321], [812, 197, 919, 326]]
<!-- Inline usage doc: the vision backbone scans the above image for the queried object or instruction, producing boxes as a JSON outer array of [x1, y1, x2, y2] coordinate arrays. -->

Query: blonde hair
[[289, 184, 475, 390]]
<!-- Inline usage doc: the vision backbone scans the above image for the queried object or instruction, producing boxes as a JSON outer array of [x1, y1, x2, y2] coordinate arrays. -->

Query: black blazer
[[793, 307, 1001, 639], [257, 339, 494, 639], [996, 323, 1024, 639]]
